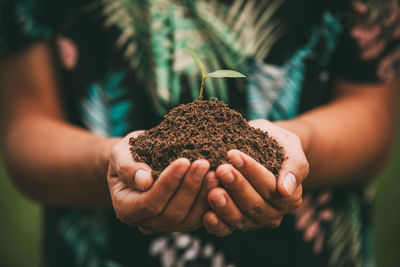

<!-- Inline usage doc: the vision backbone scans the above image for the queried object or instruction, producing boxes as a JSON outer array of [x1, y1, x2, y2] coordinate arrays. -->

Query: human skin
[[108, 123, 307, 233], [0, 42, 398, 234], [203, 78, 398, 235]]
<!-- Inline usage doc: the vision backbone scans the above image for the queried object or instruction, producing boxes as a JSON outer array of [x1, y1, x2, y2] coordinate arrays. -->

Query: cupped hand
[[203, 119, 309, 236], [108, 131, 218, 234]]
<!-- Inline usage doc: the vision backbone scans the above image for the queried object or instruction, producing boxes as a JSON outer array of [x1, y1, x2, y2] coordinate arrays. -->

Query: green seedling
[[187, 46, 246, 100]]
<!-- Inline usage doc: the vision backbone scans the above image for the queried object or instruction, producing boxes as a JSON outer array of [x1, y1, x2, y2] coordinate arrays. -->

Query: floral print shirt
[[1, 0, 400, 266]]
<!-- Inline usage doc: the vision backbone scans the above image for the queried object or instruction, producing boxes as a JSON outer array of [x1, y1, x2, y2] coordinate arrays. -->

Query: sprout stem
[[187, 46, 244, 100], [199, 76, 206, 100]]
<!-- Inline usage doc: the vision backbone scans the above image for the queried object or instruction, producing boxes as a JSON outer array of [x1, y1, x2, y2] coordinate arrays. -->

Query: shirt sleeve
[[0, 0, 53, 57], [333, 0, 400, 82]]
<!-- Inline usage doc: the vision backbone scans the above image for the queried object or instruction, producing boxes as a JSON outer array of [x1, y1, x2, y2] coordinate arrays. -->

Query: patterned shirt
[[1, 0, 400, 266]]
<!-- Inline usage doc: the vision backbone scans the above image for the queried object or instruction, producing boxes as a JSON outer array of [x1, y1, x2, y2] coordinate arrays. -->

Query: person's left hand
[[202, 119, 309, 236]]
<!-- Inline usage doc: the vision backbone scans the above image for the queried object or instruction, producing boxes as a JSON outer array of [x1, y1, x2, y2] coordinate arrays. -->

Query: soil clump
[[130, 99, 285, 178]]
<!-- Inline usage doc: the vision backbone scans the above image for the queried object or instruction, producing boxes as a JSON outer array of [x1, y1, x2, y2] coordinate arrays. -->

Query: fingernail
[[230, 151, 244, 168], [282, 173, 297, 195], [208, 214, 219, 226], [222, 169, 234, 184], [193, 165, 206, 181], [134, 170, 150, 189], [213, 195, 227, 208], [174, 160, 189, 178]]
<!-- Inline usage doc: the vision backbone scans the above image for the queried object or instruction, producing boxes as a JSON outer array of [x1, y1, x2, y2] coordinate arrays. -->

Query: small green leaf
[[187, 46, 206, 76], [206, 70, 246, 78]]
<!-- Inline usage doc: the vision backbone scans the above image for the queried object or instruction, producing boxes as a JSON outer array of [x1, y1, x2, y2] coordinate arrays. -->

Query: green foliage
[[187, 46, 206, 76], [206, 70, 246, 78], [99, 0, 284, 112], [187, 46, 246, 100]]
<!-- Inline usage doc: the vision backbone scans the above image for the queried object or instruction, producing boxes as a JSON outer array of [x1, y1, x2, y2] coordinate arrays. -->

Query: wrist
[[95, 137, 121, 180]]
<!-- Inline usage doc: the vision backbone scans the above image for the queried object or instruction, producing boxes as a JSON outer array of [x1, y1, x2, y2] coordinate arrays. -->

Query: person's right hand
[[107, 131, 218, 234]]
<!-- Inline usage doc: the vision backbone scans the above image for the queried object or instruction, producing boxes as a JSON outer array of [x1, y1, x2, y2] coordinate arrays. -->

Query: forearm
[[2, 114, 119, 207], [277, 79, 398, 188], [0, 42, 121, 206]]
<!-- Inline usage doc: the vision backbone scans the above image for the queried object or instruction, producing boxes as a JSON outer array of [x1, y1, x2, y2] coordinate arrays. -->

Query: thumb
[[277, 156, 309, 197], [110, 131, 154, 191]]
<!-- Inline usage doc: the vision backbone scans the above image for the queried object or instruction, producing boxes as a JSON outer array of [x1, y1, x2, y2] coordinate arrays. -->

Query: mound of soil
[[129, 99, 285, 179]]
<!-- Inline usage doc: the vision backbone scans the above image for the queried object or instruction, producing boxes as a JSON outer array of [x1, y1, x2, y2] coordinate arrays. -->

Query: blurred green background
[[1, 123, 400, 266]]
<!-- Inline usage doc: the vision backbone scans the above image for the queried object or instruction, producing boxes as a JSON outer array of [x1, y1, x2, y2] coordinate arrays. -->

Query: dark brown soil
[[129, 99, 285, 179]]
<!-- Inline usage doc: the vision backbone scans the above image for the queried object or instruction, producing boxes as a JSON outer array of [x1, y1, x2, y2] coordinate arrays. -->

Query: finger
[[272, 185, 303, 212], [160, 159, 210, 224], [278, 149, 309, 197], [138, 224, 157, 235], [183, 171, 219, 230], [216, 163, 277, 214], [215, 164, 282, 227], [146, 170, 217, 233], [107, 163, 128, 195], [216, 164, 275, 218], [248, 120, 309, 196], [207, 187, 256, 230], [107, 164, 143, 224], [138, 158, 190, 217], [276, 131, 308, 196], [203, 211, 233, 237], [111, 131, 153, 191], [226, 151, 302, 213], [227, 149, 276, 199]]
